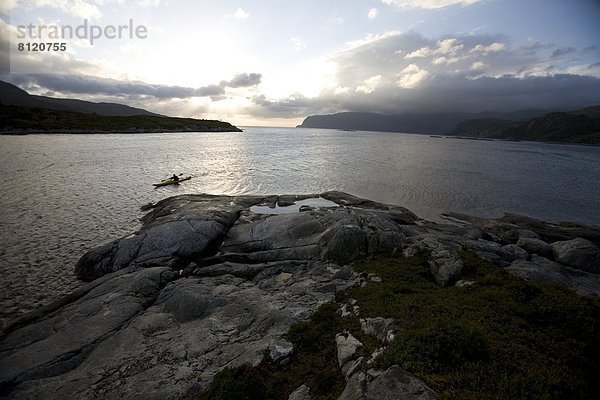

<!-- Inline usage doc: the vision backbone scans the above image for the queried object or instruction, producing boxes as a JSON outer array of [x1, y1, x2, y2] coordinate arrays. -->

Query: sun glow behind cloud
[[2, 0, 599, 125]]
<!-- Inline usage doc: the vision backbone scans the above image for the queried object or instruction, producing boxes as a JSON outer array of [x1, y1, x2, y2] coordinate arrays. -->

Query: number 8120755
[[17, 42, 67, 51]]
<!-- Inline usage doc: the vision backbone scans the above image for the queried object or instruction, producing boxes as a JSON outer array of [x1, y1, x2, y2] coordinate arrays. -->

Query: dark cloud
[[225, 72, 262, 88], [247, 73, 600, 118], [551, 47, 576, 58], [4, 25, 597, 121], [246, 31, 600, 118], [519, 40, 552, 56], [5, 72, 261, 100]]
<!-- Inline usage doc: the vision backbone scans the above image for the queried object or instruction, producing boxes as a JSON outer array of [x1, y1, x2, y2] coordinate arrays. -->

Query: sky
[[1, 0, 599, 126]]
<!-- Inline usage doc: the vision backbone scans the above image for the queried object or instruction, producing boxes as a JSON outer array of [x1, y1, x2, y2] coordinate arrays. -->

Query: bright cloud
[[432, 56, 460, 65], [382, 0, 482, 10], [230, 7, 250, 19], [397, 64, 430, 88], [247, 30, 600, 118], [334, 86, 351, 95], [356, 75, 382, 93], [471, 42, 506, 53], [345, 30, 402, 50], [469, 61, 487, 70], [290, 37, 306, 51], [0, 0, 17, 13], [436, 38, 464, 55], [405, 47, 432, 59], [32, 0, 102, 19], [3, 1, 599, 125], [407, 39, 463, 60]]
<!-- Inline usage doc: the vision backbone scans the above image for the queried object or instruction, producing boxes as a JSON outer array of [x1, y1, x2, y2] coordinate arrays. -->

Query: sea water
[[1, 127, 599, 325]]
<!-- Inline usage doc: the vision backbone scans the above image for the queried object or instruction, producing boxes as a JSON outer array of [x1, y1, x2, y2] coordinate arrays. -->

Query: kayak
[[153, 176, 192, 187]]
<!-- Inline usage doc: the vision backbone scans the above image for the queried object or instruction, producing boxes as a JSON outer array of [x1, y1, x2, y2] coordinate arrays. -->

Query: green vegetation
[[194, 303, 348, 400], [197, 252, 600, 399], [346, 251, 600, 399], [0, 104, 241, 133]]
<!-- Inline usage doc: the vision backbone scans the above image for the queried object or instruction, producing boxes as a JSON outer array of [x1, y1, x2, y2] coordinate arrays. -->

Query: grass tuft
[[197, 251, 600, 399]]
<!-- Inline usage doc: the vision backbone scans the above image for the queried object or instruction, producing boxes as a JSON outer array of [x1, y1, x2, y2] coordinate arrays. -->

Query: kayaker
[[170, 174, 179, 182]]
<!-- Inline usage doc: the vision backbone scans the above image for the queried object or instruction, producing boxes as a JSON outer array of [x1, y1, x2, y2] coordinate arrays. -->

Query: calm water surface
[[1, 127, 599, 326]]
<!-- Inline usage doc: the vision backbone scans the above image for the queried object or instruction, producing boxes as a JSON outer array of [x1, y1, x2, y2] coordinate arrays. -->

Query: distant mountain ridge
[[0, 80, 242, 134], [451, 106, 600, 144], [0, 80, 160, 117], [298, 106, 600, 144], [297, 110, 547, 134]]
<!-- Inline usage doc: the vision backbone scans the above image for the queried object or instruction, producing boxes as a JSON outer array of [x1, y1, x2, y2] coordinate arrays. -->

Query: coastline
[[1, 192, 598, 399], [0, 127, 243, 135], [0, 104, 243, 134]]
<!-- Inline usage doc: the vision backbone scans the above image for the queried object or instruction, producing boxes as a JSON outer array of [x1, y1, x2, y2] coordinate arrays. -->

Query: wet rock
[[75, 195, 261, 280], [551, 238, 600, 273], [223, 202, 412, 267]]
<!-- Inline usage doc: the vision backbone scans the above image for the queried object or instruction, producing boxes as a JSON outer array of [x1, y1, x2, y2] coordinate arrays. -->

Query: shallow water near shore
[[1, 127, 599, 326]]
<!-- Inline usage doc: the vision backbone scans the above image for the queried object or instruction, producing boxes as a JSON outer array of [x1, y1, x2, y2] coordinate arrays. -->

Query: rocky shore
[[1, 192, 599, 399]]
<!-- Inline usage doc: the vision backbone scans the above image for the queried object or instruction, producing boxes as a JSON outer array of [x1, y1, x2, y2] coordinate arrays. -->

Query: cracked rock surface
[[0, 192, 418, 399], [1, 192, 598, 399]]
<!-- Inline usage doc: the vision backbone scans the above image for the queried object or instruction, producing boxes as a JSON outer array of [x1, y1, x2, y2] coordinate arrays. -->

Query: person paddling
[[170, 174, 179, 182]]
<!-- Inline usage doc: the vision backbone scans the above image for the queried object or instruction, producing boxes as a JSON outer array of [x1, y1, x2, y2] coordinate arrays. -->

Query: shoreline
[[0, 127, 243, 135], [1, 192, 599, 399]]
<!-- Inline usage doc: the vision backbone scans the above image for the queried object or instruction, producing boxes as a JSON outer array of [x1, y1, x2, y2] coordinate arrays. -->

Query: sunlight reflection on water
[[1, 127, 599, 325]]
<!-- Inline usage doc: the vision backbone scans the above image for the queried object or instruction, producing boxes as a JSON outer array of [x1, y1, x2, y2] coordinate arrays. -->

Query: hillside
[[297, 110, 545, 135], [0, 80, 242, 133], [0, 81, 159, 117], [451, 106, 600, 144], [0, 105, 242, 134]]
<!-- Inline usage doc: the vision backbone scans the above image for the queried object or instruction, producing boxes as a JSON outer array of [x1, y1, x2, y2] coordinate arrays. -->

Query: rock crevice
[[1, 192, 599, 399]]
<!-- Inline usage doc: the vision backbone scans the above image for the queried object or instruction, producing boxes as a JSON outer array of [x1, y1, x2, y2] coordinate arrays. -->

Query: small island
[[1, 192, 598, 399]]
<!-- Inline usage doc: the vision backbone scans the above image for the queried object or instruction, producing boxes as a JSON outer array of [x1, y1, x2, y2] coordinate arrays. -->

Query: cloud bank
[[246, 31, 600, 118], [2, 17, 599, 122], [7, 72, 262, 101]]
